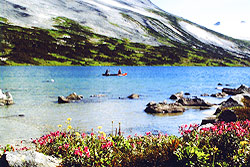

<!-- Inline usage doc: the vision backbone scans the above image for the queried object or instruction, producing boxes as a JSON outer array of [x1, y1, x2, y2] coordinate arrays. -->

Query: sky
[[150, 0, 250, 40]]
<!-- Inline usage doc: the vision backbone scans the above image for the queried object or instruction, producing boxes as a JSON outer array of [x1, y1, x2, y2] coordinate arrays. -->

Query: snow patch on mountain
[[179, 21, 239, 51]]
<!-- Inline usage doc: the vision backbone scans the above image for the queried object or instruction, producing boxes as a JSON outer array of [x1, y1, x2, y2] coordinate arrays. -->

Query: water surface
[[1, 66, 250, 144]]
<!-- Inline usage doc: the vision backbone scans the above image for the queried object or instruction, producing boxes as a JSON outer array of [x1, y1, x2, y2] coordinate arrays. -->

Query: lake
[[1, 66, 250, 145]]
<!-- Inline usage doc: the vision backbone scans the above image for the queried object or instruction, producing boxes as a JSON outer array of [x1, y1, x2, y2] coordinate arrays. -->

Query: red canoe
[[102, 73, 127, 76]]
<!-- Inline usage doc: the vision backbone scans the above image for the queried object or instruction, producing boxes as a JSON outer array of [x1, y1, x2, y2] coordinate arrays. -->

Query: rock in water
[[0, 89, 14, 106], [127, 94, 140, 99], [222, 84, 250, 95], [170, 91, 184, 100], [201, 93, 209, 97], [0, 150, 61, 167], [210, 92, 228, 98], [177, 97, 213, 107], [145, 101, 185, 113], [58, 96, 70, 103], [58, 92, 83, 104]]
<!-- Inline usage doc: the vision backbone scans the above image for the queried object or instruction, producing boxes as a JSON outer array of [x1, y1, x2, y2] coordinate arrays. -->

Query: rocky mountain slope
[[1, 0, 250, 66]]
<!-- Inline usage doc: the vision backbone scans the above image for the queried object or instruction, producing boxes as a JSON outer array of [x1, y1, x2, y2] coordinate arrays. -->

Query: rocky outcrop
[[210, 92, 228, 98], [214, 95, 245, 115], [145, 101, 185, 114], [58, 92, 83, 104], [0, 89, 14, 106], [220, 94, 248, 108], [170, 91, 183, 100], [213, 93, 250, 120], [127, 94, 140, 99], [177, 97, 213, 107], [0, 150, 61, 167], [222, 84, 250, 95]]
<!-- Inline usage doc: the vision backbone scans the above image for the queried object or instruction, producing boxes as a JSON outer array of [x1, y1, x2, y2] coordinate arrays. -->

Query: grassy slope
[[0, 16, 250, 66]]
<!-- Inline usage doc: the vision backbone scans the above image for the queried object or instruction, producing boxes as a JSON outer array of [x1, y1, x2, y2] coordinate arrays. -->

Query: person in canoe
[[118, 69, 122, 75], [104, 69, 110, 75]]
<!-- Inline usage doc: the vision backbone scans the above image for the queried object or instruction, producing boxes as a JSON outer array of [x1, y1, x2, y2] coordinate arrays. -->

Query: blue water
[[1, 66, 250, 144]]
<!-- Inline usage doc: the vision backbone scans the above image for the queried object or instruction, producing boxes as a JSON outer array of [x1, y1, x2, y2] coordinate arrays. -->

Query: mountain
[[1, 0, 250, 66]]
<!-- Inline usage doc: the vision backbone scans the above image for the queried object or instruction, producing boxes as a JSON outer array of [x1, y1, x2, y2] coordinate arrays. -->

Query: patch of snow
[[179, 21, 238, 52]]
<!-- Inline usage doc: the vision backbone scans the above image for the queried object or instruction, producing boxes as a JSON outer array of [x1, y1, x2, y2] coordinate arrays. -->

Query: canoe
[[102, 73, 127, 76]]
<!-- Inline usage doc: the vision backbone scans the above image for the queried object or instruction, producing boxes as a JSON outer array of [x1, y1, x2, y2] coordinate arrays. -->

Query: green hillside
[[1, 16, 250, 66]]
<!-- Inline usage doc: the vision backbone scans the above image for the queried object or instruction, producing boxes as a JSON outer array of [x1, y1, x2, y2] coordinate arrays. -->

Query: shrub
[[33, 119, 179, 166]]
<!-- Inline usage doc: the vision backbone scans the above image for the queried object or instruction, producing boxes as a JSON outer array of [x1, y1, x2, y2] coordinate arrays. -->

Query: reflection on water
[[1, 66, 250, 144]]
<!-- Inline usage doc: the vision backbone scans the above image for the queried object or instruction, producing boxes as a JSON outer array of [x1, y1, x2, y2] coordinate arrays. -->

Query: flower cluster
[[176, 120, 250, 166], [10, 119, 249, 167]]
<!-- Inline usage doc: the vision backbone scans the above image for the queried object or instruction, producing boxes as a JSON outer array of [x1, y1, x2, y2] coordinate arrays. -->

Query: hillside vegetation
[[1, 16, 250, 66]]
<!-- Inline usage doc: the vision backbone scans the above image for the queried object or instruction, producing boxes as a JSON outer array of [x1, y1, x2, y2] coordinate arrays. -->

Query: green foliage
[[1, 16, 250, 66]]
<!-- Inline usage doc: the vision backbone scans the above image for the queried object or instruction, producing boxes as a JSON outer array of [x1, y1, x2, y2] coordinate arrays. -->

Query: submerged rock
[[0, 89, 14, 106], [145, 101, 185, 113], [58, 92, 83, 104], [90, 94, 107, 98], [0, 150, 61, 167]]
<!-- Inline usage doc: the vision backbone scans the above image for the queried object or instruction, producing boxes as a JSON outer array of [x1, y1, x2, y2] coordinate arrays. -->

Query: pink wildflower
[[64, 144, 69, 149], [84, 147, 90, 158], [137, 141, 142, 145], [81, 133, 86, 138]]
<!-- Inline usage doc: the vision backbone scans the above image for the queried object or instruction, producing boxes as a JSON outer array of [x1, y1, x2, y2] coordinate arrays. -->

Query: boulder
[[222, 84, 250, 95], [0, 150, 61, 167], [58, 96, 70, 103], [66, 92, 83, 100], [145, 101, 185, 113], [127, 94, 140, 99], [58, 92, 83, 104], [0, 89, 14, 106], [177, 97, 213, 107], [210, 92, 228, 98], [218, 109, 237, 122], [170, 91, 183, 100]]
